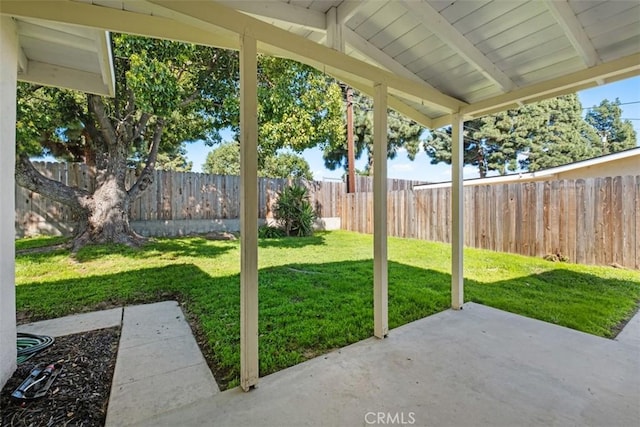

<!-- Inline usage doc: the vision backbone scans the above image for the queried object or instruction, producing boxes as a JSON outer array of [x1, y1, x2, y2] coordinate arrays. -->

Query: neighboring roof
[[1, 0, 639, 128], [13, 16, 114, 96], [414, 147, 640, 189]]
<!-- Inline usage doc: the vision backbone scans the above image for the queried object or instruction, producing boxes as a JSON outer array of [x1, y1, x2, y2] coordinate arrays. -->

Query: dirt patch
[[203, 231, 238, 241], [1, 327, 120, 427]]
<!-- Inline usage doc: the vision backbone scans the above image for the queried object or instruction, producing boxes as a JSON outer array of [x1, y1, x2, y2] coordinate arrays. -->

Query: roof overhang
[[1, 0, 639, 127], [6, 14, 114, 96]]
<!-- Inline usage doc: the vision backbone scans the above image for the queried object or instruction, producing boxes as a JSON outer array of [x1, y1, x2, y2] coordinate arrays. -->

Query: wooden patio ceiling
[[2, 0, 639, 128]]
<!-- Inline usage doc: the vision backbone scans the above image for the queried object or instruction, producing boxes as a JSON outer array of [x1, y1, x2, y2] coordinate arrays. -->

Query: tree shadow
[[15, 236, 237, 264], [257, 233, 326, 249], [15, 233, 328, 264], [76, 236, 240, 262]]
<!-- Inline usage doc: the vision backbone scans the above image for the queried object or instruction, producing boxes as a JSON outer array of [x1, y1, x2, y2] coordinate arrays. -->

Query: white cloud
[[391, 163, 415, 172], [396, 144, 426, 156], [440, 165, 479, 180]]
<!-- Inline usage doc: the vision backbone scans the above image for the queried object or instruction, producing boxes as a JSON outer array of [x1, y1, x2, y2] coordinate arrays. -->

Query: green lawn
[[15, 230, 640, 389]]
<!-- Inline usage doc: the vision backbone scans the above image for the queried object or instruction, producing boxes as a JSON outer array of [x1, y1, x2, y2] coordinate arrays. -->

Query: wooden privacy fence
[[15, 162, 344, 236], [341, 176, 639, 269]]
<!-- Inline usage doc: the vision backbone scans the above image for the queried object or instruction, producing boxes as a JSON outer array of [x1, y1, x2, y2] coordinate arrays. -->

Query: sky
[[185, 76, 640, 183]]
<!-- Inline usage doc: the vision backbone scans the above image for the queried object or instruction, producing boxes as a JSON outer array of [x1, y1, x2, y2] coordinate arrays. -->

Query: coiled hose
[[17, 332, 54, 364]]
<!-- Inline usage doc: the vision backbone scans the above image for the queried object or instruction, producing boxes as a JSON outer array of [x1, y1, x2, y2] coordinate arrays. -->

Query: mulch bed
[[1, 327, 120, 427]]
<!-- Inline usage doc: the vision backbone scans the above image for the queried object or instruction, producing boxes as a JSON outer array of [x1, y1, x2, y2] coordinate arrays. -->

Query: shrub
[[274, 184, 316, 237], [258, 225, 285, 239]]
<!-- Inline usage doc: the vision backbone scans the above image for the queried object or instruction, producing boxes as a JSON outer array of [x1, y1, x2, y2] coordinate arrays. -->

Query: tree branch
[[128, 118, 164, 200], [88, 94, 118, 150], [133, 113, 152, 141], [15, 154, 93, 211], [179, 90, 201, 108]]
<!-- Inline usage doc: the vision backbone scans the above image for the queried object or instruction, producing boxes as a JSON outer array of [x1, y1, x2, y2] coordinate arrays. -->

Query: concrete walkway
[[141, 303, 639, 427], [616, 308, 640, 347], [105, 301, 219, 426], [18, 307, 122, 337]]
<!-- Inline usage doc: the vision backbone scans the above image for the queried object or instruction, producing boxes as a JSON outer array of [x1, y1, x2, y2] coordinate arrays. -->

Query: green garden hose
[[17, 333, 54, 364]]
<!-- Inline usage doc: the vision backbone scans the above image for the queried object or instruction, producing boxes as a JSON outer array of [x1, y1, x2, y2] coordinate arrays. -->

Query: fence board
[[15, 163, 640, 269], [622, 176, 635, 267], [339, 175, 639, 269]]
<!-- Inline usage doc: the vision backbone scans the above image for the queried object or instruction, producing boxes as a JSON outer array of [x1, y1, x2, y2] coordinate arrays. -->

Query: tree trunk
[[72, 173, 144, 251], [16, 155, 145, 252]]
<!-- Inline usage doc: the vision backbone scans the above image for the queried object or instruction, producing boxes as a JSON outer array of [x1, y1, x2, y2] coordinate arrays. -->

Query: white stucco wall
[[0, 17, 18, 388]]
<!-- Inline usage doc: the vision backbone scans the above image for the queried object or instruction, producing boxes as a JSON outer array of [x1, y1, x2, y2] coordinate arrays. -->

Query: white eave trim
[[96, 31, 115, 97], [414, 148, 640, 190]]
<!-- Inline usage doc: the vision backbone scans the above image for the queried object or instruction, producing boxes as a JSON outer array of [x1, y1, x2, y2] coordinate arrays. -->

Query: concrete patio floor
[[140, 302, 639, 427], [17, 301, 639, 427]]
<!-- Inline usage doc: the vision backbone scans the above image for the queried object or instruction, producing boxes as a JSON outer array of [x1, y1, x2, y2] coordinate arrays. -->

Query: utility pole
[[346, 86, 356, 193]]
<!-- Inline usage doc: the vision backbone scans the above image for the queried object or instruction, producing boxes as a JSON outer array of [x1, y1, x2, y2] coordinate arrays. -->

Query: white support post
[[373, 83, 388, 338], [451, 112, 464, 310], [239, 33, 259, 391], [0, 16, 18, 388]]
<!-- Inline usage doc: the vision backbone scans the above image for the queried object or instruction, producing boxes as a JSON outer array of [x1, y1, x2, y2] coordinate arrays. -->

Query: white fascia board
[[218, 0, 325, 31], [414, 171, 558, 190], [461, 53, 640, 118], [0, 0, 240, 50], [95, 31, 115, 96], [414, 148, 640, 190], [19, 60, 111, 96]]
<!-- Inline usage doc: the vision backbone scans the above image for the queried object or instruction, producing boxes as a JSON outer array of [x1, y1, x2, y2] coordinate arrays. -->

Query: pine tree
[[585, 98, 637, 154], [322, 91, 422, 175], [424, 111, 528, 178], [521, 94, 600, 171], [425, 94, 603, 175]]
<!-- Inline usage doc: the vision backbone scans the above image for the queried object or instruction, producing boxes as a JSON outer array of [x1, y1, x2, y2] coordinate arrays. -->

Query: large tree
[[16, 35, 342, 251], [520, 94, 600, 171], [322, 90, 423, 175], [424, 111, 529, 178], [424, 94, 602, 176], [585, 98, 637, 154], [203, 141, 313, 180]]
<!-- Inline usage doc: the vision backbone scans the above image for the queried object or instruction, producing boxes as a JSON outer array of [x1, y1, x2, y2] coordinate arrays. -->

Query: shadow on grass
[[16, 233, 327, 264], [16, 236, 238, 264], [75, 236, 240, 262], [15, 261, 640, 389], [258, 233, 326, 249]]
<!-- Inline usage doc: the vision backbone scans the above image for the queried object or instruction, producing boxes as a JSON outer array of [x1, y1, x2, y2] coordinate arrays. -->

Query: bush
[[258, 225, 285, 239], [274, 184, 316, 237]]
